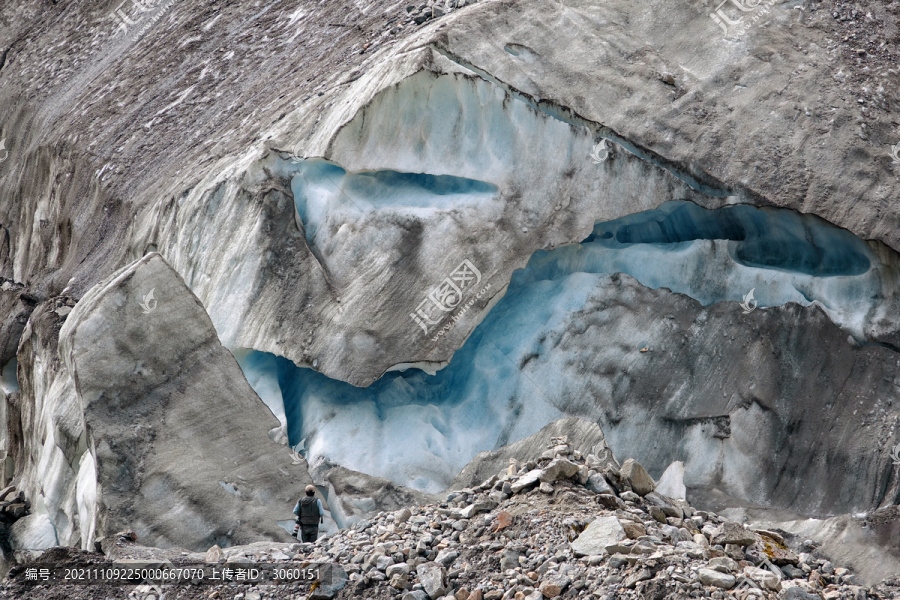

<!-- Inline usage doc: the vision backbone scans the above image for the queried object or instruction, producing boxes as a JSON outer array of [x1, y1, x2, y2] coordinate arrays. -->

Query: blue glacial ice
[[290, 159, 499, 253], [236, 200, 892, 493]]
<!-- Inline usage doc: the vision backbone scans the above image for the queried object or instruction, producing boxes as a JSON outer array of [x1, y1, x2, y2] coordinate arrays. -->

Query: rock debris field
[[1, 437, 896, 600]]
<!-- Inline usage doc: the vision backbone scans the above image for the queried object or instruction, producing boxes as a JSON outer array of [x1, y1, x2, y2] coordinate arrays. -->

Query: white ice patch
[[0, 358, 18, 394], [232, 348, 286, 426]]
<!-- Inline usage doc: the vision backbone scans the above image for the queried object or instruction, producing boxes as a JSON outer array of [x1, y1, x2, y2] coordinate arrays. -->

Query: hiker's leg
[[301, 526, 318, 542]]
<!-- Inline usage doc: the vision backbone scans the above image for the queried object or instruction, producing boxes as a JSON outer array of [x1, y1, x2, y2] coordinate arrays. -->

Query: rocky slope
[[1, 430, 897, 600]]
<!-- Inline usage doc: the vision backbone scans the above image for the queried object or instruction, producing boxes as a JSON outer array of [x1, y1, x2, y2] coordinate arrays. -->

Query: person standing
[[293, 484, 324, 542]]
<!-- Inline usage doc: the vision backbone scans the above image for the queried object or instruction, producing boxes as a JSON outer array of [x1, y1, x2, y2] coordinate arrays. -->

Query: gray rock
[[619, 459, 655, 496], [386, 563, 411, 578], [395, 508, 413, 524], [376, 555, 395, 571], [570, 516, 626, 557], [743, 566, 780, 591], [585, 473, 613, 495], [415, 562, 449, 599], [697, 568, 735, 589], [460, 500, 497, 518], [434, 549, 458, 568], [500, 549, 521, 570], [780, 564, 804, 579], [510, 470, 543, 494], [538, 458, 580, 483], [402, 592, 428, 600], [711, 522, 757, 547], [707, 556, 738, 573], [780, 587, 822, 600]]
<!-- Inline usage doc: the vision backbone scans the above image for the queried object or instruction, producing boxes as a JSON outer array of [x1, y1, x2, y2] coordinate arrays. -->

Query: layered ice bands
[[523, 200, 888, 336], [290, 159, 499, 255], [237, 200, 898, 495]]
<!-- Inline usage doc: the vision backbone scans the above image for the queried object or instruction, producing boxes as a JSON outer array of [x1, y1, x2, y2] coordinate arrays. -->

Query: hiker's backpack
[[297, 496, 319, 525]]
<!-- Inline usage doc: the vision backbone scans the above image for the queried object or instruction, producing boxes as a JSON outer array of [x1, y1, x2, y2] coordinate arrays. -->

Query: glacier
[[237, 196, 899, 499]]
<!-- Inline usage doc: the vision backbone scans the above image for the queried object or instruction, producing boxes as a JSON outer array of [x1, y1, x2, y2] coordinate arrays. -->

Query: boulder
[[711, 522, 758, 547], [570, 516, 626, 557], [510, 470, 543, 494], [416, 562, 449, 599], [538, 458, 580, 483], [707, 556, 738, 574], [697, 568, 736, 589], [585, 473, 613, 495], [619, 459, 655, 496]]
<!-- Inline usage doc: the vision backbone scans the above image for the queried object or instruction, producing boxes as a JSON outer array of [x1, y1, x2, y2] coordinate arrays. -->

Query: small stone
[[390, 573, 411, 590], [649, 506, 667, 524], [616, 490, 637, 503], [654, 461, 686, 500], [538, 574, 570, 597], [205, 544, 224, 563], [461, 500, 498, 518], [623, 568, 652, 588], [435, 549, 459, 568], [395, 508, 413, 523], [387, 563, 411, 578], [621, 521, 645, 539], [596, 494, 620, 509], [539, 482, 554, 494]]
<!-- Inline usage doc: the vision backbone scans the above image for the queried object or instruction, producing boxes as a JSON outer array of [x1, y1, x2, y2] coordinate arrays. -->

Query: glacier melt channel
[[235, 200, 897, 495]]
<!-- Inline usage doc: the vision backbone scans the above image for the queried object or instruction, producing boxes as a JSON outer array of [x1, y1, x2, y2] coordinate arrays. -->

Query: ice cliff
[[0, 0, 899, 573]]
